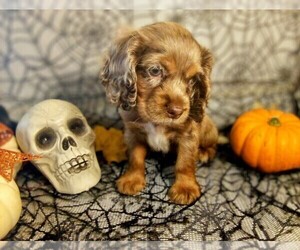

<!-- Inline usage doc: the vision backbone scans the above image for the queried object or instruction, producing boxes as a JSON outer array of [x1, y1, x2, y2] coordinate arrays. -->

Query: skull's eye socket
[[35, 128, 57, 150], [68, 118, 86, 136]]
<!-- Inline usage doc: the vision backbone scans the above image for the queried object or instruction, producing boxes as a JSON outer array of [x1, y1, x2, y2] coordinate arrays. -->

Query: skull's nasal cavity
[[62, 136, 77, 150]]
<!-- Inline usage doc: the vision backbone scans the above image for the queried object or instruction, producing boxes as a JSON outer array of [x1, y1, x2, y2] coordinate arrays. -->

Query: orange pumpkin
[[230, 108, 300, 173]]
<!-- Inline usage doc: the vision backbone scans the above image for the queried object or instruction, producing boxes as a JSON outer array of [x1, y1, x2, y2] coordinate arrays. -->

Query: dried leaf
[[93, 126, 127, 163]]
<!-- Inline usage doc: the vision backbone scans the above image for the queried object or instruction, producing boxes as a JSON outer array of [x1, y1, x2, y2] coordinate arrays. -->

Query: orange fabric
[[0, 148, 41, 181]]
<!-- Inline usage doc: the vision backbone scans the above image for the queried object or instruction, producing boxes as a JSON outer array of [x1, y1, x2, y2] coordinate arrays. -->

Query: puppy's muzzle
[[166, 104, 184, 119]]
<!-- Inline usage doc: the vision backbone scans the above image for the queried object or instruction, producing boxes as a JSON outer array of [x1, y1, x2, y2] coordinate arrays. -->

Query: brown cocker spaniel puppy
[[100, 22, 218, 205]]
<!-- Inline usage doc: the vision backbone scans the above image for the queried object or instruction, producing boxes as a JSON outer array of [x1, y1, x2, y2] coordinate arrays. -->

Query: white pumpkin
[[0, 176, 22, 239], [0, 124, 23, 240]]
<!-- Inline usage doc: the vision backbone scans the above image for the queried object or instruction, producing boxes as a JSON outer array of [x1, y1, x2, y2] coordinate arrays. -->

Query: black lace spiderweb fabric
[[0, 8, 300, 241], [7, 147, 300, 241]]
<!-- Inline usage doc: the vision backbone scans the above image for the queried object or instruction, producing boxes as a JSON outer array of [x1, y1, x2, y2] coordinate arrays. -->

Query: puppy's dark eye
[[148, 66, 162, 77]]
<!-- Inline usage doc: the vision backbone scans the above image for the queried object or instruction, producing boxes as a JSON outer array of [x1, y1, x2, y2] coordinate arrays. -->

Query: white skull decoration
[[16, 99, 101, 194]]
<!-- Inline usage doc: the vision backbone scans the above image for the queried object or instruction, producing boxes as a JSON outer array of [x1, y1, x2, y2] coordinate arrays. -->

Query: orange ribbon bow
[[0, 148, 41, 181]]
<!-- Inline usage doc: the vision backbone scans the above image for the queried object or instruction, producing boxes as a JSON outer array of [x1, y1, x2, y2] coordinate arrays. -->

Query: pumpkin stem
[[268, 117, 281, 127]]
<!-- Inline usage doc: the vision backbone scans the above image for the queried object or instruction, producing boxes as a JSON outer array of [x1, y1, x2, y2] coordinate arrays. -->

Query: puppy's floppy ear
[[100, 30, 140, 110], [199, 46, 214, 98], [190, 47, 214, 123]]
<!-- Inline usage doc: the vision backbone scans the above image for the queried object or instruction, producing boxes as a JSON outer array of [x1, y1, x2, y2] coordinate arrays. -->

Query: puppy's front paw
[[168, 181, 201, 205], [116, 172, 145, 195]]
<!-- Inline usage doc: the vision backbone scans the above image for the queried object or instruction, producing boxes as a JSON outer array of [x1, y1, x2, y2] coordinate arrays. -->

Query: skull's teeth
[[66, 154, 90, 174], [55, 154, 91, 180]]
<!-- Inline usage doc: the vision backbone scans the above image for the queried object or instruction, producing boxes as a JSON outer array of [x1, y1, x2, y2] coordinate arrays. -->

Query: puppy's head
[[100, 22, 213, 124]]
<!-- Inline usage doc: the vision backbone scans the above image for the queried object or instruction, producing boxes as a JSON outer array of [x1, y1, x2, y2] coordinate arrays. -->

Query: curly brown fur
[[100, 22, 218, 205]]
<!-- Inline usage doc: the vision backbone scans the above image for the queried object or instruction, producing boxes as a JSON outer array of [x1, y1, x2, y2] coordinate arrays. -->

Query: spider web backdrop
[[0, 10, 133, 127], [1, 10, 299, 128]]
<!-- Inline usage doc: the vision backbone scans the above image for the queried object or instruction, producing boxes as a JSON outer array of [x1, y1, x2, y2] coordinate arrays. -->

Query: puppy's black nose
[[166, 104, 184, 119]]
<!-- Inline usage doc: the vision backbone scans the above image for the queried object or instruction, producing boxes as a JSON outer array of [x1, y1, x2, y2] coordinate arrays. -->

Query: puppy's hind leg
[[198, 115, 218, 163], [198, 145, 217, 163]]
